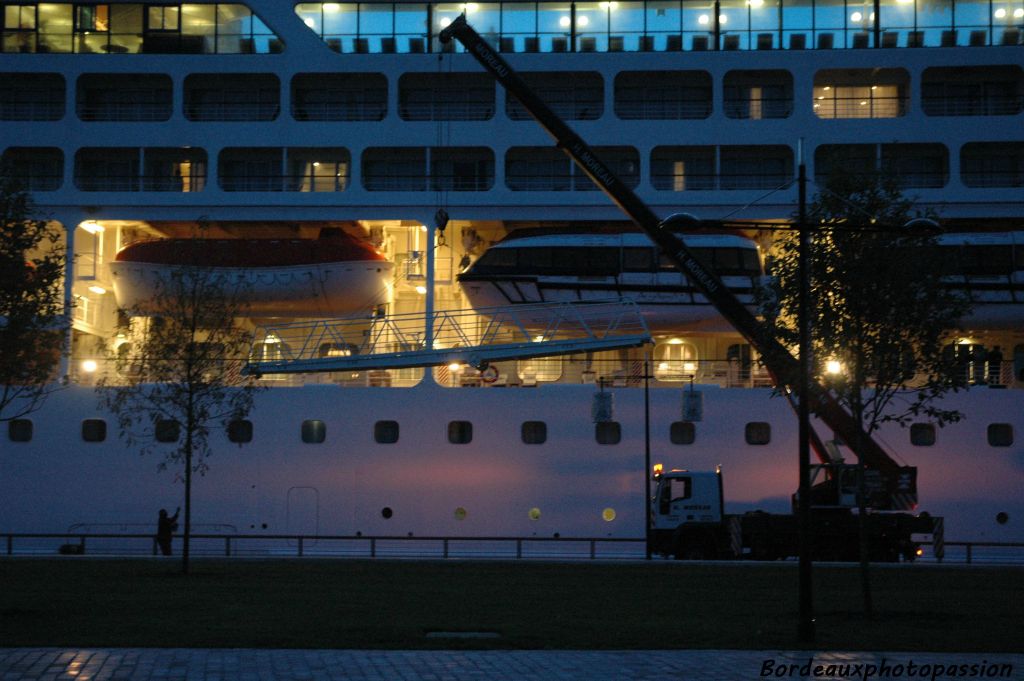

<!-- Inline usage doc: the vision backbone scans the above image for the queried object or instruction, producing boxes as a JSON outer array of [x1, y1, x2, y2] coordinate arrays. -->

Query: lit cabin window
[[745, 422, 771, 445], [375, 420, 399, 444], [595, 421, 621, 445], [448, 420, 473, 444], [521, 421, 547, 445], [910, 423, 936, 447], [155, 419, 180, 443], [987, 423, 1013, 447], [517, 356, 562, 384], [228, 419, 253, 443], [654, 340, 698, 382], [8, 419, 33, 442], [670, 421, 696, 445], [302, 419, 326, 444], [82, 419, 107, 443]]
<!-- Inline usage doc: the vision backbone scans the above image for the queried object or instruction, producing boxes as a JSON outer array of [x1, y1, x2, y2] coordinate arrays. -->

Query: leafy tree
[[97, 236, 262, 574], [0, 175, 67, 423], [762, 170, 972, 618]]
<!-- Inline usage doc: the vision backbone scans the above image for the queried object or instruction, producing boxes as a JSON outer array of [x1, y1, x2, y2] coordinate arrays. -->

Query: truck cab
[[650, 467, 732, 559]]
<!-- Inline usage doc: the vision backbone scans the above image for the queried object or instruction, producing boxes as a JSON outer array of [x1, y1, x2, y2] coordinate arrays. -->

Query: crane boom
[[439, 16, 917, 510]]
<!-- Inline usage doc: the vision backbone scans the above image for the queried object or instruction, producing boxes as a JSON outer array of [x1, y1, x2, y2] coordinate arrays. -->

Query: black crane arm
[[439, 16, 916, 508]]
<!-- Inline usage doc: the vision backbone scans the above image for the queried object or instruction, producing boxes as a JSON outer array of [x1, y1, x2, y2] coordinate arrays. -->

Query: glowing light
[[653, 463, 664, 478], [599, 1, 619, 9], [303, 17, 316, 27], [748, 0, 764, 7], [823, 85, 831, 90], [415, 285, 427, 294], [826, 360, 843, 375], [668, 337, 684, 345], [80, 220, 104, 234], [559, 15, 571, 27], [1015, 8, 1024, 18], [994, 7, 1006, 18], [81, 360, 98, 373], [698, 13, 709, 24], [859, 100, 867, 106], [658, 362, 670, 370], [323, 2, 340, 10], [448, 362, 462, 372], [439, 16, 452, 27], [532, 335, 545, 342], [88, 285, 106, 295], [312, 161, 320, 167], [462, 2, 479, 11], [602, 508, 617, 522], [683, 362, 696, 372], [851, 11, 862, 21], [528, 507, 542, 520], [916, 547, 924, 556], [577, 15, 590, 26], [719, 14, 728, 23]]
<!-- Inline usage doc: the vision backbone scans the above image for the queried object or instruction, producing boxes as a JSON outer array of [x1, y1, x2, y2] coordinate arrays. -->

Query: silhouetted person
[[987, 346, 1004, 385], [157, 507, 179, 556]]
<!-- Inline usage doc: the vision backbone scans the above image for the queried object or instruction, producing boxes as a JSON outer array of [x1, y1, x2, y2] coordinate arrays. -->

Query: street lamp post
[[797, 141, 816, 643]]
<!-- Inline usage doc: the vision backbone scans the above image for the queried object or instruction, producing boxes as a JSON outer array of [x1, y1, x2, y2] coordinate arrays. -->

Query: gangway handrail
[[244, 299, 651, 375]]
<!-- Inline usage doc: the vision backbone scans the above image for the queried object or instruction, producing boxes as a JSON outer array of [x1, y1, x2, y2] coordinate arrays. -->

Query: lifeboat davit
[[110, 229, 393, 317], [457, 227, 765, 332]]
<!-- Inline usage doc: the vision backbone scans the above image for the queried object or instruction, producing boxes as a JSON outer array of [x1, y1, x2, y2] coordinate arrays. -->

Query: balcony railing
[[0, 101, 64, 121], [184, 103, 280, 122], [291, 101, 386, 121], [921, 95, 1023, 117], [614, 100, 712, 120], [76, 102, 172, 122], [814, 96, 909, 119], [398, 101, 495, 121]]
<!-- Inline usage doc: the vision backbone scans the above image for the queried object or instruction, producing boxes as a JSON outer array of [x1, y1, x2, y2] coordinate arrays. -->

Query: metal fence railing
[[2, 533, 1022, 565]]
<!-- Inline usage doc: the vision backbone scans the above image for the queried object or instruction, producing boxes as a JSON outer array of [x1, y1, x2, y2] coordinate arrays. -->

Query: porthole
[[521, 421, 547, 444], [602, 508, 616, 522], [745, 422, 770, 445], [228, 419, 253, 443], [910, 423, 936, 447], [448, 420, 473, 444], [670, 421, 696, 445], [8, 419, 32, 442], [375, 420, 399, 444], [155, 419, 180, 443], [528, 507, 541, 521], [454, 507, 467, 521], [301, 419, 326, 444], [595, 421, 621, 445], [987, 423, 1013, 447], [381, 507, 393, 519], [996, 512, 1009, 525], [82, 419, 107, 443]]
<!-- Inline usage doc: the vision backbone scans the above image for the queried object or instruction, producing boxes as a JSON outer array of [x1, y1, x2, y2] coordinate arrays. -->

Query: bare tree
[[763, 170, 972, 617], [97, 236, 262, 574], [0, 175, 67, 423]]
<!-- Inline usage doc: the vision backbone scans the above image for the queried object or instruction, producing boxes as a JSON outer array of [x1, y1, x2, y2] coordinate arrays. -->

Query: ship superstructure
[[1, 0, 1022, 546]]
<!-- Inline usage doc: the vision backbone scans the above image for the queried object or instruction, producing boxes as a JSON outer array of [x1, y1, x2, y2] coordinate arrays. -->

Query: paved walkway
[[1, 649, 1021, 681]]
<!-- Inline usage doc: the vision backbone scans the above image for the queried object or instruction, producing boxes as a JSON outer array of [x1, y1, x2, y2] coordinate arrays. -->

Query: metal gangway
[[243, 300, 651, 375]]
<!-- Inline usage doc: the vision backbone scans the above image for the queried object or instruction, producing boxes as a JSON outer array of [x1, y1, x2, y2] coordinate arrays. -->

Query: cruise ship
[[1, 0, 1023, 550]]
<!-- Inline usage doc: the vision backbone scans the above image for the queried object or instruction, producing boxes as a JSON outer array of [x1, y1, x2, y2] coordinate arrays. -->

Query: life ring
[[480, 365, 499, 384]]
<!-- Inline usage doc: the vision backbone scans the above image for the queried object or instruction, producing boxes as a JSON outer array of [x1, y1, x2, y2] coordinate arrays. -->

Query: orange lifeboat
[[110, 229, 392, 317]]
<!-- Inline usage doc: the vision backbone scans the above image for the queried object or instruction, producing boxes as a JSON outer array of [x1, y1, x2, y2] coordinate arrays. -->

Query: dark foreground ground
[[0, 559, 1020, 651]]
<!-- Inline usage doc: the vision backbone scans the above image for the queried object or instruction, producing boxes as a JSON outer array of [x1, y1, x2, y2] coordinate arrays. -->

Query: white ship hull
[[3, 383, 1021, 545]]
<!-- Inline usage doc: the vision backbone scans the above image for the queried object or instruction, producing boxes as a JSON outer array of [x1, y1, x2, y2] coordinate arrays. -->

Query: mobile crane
[[439, 16, 940, 560]]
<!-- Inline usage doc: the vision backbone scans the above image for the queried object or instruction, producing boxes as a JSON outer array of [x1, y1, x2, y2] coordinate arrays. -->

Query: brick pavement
[[1, 649, 1022, 681]]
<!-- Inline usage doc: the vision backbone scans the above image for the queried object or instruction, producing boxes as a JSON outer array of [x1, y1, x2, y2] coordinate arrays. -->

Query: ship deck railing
[[243, 300, 652, 376]]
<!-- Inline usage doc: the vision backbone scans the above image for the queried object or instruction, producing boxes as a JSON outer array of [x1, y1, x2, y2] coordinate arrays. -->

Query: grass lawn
[[0, 559, 1020, 651]]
